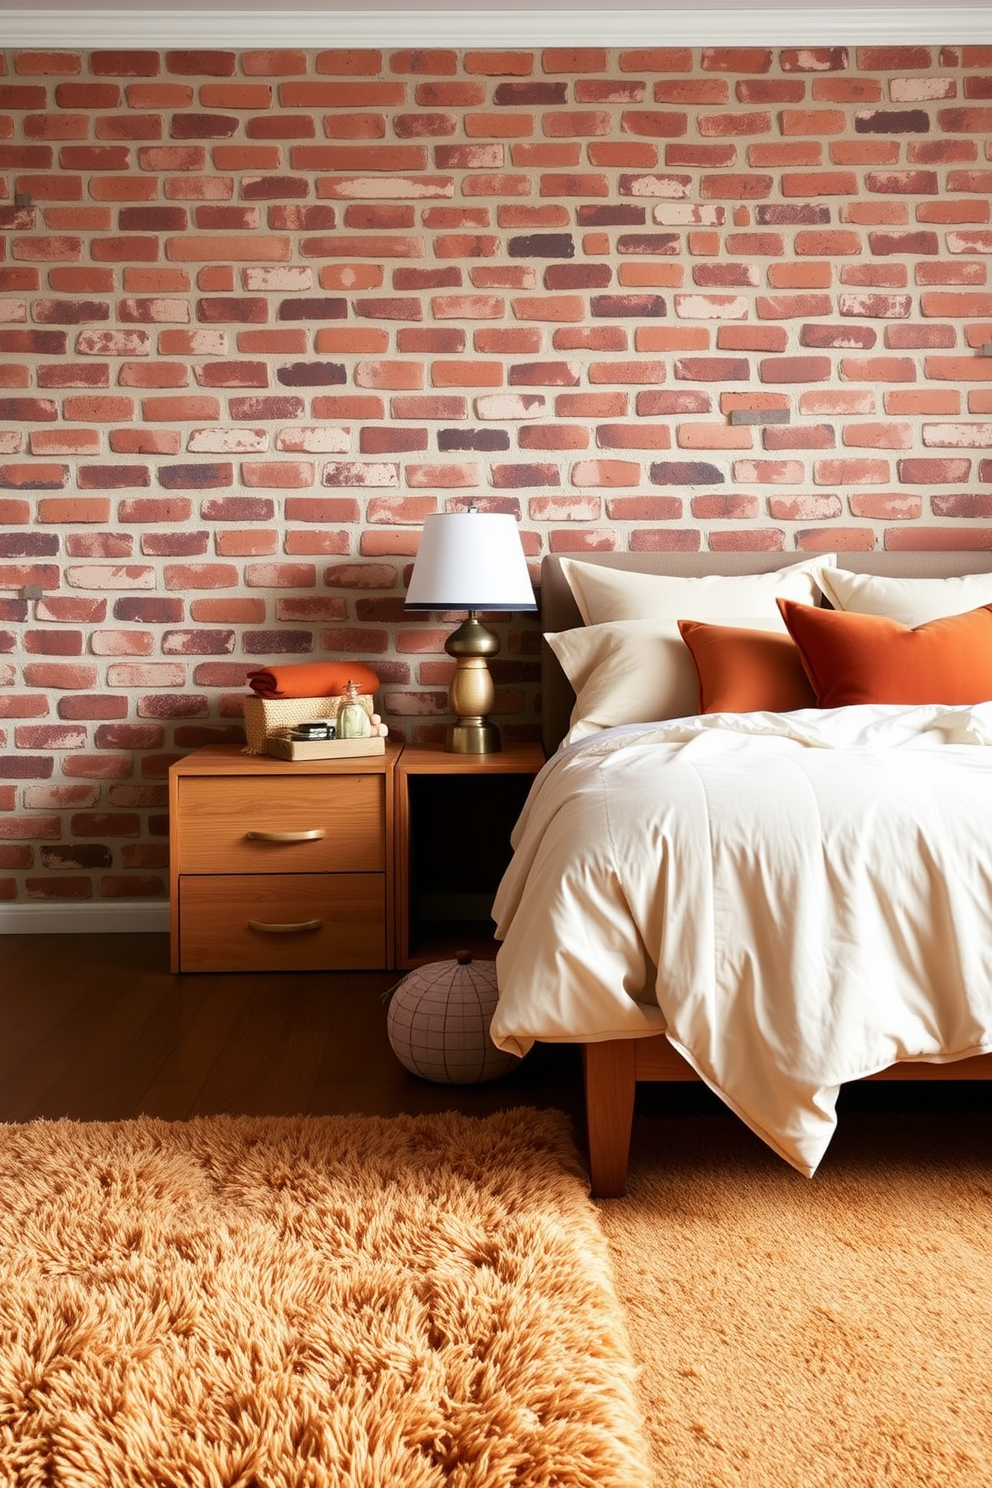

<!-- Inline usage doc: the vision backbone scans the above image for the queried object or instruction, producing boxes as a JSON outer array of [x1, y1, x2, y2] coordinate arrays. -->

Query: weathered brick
[[4, 42, 992, 900]]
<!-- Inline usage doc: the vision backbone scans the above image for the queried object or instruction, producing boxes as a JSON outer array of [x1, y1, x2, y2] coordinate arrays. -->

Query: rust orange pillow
[[777, 598, 992, 707], [677, 620, 817, 714]]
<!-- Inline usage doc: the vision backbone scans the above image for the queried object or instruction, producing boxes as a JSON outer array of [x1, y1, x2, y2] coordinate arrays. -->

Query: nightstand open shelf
[[394, 744, 545, 969]]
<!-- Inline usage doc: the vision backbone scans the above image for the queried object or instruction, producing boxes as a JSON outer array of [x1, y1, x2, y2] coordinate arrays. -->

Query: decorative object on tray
[[404, 507, 537, 754], [264, 683, 389, 760], [335, 679, 372, 738], [386, 951, 520, 1084]]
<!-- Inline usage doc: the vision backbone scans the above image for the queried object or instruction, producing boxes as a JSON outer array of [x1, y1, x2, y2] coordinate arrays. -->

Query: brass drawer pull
[[245, 829, 325, 843], [247, 918, 324, 935]]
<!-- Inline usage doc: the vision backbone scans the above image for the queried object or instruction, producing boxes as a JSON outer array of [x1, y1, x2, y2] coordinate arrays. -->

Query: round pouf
[[386, 952, 520, 1085]]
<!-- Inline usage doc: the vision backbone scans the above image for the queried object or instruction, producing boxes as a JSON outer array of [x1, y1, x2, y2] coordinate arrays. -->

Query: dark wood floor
[[0, 933, 586, 1128], [3, 935, 984, 1140]]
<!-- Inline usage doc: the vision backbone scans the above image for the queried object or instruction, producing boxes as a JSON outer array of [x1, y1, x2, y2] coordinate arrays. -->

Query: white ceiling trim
[[3, 9, 992, 48]]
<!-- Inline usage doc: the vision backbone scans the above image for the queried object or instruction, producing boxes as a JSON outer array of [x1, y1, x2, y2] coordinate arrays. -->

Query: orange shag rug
[[600, 1112, 992, 1488], [0, 1109, 652, 1487]]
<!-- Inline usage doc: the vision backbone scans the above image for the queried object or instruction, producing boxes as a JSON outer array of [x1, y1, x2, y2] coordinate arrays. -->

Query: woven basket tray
[[242, 693, 375, 755]]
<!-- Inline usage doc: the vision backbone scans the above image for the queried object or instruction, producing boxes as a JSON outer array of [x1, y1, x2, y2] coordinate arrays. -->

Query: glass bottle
[[336, 679, 371, 739]]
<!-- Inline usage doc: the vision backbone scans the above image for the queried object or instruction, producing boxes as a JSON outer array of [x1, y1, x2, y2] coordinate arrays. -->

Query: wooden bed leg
[[583, 1040, 636, 1199]]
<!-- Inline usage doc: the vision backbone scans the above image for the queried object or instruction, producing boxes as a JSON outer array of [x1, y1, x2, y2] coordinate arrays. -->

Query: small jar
[[336, 679, 371, 739]]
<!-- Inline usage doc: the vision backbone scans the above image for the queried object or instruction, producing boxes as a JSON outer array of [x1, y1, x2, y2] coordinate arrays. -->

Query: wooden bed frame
[[540, 549, 992, 1197]]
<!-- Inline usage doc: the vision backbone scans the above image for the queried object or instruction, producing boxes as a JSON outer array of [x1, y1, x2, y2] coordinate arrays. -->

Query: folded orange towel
[[247, 661, 380, 700]]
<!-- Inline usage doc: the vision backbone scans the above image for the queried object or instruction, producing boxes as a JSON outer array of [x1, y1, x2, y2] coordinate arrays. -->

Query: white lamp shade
[[405, 511, 537, 612]]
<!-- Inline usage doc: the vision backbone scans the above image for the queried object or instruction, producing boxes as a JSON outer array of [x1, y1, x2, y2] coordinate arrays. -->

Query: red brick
[[285, 531, 351, 557], [22, 662, 98, 690], [709, 529, 787, 552], [898, 457, 972, 484], [794, 527, 876, 552], [842, 421, 913, 449], [766, 425, 838, 451], [690, 494, 761, 520], [925, 356, 992, 382], [885, 525, 992, 552], [140, 395, 221, 422], [526, 496, 597, 524], [627, 530, 700, 552], [164, 49, 235, 76], [841, 265, 909, 292], [163, 563, 238, 590], [886, 390, 962, 415], [158, 462, 233, 491], [24, 876, 93, 899], [110, 430, 182, 456], [517, 424, 590, 451], [212, 530, 277, 557], [586, 143, 659, 171], [66, 532, 136, 560], [759, 356, 832, 384], [812, 458, 890, 485], [411, 463, 481, 490], [191, 598, 267, 623]]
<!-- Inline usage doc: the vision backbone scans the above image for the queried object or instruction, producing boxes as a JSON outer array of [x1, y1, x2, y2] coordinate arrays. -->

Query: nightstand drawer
[[178, 873, 386, 972], [176, 775, 384, 875]]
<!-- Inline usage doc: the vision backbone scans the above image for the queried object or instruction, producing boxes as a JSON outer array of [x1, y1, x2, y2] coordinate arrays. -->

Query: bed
[[491, 550, 992, 1196]]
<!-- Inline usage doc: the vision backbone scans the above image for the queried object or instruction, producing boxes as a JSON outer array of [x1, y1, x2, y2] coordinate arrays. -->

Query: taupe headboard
[[540, 549, 992, 757]]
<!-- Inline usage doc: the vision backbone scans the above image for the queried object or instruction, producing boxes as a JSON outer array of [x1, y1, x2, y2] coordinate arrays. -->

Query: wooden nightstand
[[394, 743, 545, 969], [168, 743, 401, 974]]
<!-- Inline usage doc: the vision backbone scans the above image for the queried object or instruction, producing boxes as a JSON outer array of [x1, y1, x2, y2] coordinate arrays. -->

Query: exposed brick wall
[[2, 42, 992, 904]]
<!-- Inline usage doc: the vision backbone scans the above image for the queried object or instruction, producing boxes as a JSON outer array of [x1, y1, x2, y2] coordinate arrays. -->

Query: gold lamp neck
[[444, 614, 499, 660]]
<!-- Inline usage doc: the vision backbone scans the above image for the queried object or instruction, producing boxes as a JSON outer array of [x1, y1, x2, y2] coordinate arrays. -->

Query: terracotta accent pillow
[[777, 599, 992, 708], [678, 620, 817, 714]]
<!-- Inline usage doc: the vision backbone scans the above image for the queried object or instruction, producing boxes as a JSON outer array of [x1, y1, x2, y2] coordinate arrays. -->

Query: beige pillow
[[547, 616, 784, 743], [560, 555, 836, 626], [818, 568, 992, 627]]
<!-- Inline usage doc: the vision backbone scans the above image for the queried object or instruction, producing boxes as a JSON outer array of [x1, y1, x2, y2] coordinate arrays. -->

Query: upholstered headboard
[[540, 549, 992, 757]]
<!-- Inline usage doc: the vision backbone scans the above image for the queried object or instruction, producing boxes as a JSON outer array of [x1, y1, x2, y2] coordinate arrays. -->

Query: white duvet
[[491, 704, 992, 1175]]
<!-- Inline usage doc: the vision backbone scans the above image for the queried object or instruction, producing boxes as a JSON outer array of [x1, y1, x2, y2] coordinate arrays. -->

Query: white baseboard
[[0, 902, 170, 935]]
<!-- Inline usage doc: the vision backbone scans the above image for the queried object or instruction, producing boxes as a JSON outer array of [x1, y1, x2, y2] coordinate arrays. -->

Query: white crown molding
[[2, 9, 991, 47], [0, 901, 170, 935]]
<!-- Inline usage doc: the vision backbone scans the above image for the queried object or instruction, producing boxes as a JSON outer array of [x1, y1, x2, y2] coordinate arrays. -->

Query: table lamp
[[405, 510, 537, 753]]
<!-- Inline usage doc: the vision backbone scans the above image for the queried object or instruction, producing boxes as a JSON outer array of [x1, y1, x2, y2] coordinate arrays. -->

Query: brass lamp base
[[445, 612, 502, 754], [447, 719, 501, 754]]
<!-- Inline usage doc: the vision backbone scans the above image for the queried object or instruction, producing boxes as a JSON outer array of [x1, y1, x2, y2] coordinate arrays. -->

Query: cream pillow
[[818, 568, 992, 627], [560, 555, 836, 626], [547, 616, 784, 743]]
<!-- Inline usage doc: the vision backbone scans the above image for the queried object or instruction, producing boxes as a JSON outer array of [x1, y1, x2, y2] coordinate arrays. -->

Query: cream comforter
[[491, 704, 992, 1174]]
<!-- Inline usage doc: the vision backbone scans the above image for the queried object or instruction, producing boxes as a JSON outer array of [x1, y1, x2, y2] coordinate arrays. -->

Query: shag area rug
[[0, 1109, 652, 1488], [599, 1112, 992, 1488]]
